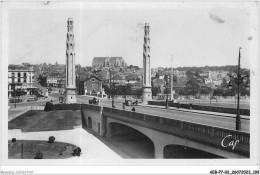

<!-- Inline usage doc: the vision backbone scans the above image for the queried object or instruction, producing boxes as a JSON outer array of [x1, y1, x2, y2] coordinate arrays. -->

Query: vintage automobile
[[89, 98, 99, 105], [123, 99, 138, 106]]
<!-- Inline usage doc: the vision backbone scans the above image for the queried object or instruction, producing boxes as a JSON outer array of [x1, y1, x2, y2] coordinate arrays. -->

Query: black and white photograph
[[0, 1, 259, 174]]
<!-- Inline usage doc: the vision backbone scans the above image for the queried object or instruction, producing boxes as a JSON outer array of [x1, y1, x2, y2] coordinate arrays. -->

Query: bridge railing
[[102, 107, 249, 156], [81, 104, 102, 111]]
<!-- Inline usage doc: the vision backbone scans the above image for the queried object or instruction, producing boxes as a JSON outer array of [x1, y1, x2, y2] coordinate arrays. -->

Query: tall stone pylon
[[65, 18, 77, 103], [142, 23, 152, 104]]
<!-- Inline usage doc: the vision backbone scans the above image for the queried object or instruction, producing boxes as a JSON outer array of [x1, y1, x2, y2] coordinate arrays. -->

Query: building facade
[[46, 73, 66, 88], [92, 57, 127, 68], [84, 75, 105, 97], [8, 67, 35, 97]]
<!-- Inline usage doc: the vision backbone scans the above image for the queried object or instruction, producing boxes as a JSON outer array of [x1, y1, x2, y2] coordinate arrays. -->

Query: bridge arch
[[105, 116, 246, 158], [106, 120, 155, 158]]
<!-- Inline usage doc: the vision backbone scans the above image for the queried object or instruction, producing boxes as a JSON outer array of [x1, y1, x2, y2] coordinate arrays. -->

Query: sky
[[5, 1, 258, 69]]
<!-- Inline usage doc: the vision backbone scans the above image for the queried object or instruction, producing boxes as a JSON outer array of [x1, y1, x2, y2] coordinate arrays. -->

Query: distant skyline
[[4, 2, 258, 69]]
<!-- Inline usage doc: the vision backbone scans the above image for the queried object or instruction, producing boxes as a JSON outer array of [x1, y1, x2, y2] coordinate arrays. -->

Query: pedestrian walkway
[[138, 103, 250, 120], [8, 128, 122, 164]]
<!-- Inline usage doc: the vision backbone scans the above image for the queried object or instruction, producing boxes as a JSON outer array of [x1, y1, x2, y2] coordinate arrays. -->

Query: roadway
[[76, 95, 250, 133], [9, 93, 249, 132], [170, 99, 250, 109]]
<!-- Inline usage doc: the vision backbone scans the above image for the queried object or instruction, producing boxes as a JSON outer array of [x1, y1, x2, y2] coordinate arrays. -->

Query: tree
[[201, 87, 211, 95], [213, 88, 224, 96], [178, 88, 189, 96], [186, 70, 194, 77], [11, 89, 26, 107], [194, 71, 202, 79], [221, 78, 228, 88], [152, 86, 161, 96], [125, 84, 132, 95], [38, 74, 47, 87], [136, 88, 142, 96], [185, 76, 201, 96], [12, 89, 26, 99], [102, 84, 110, 95], [172, 74, 177, 82], [163, 87, 171, 94], [113, 85, 123, 95]]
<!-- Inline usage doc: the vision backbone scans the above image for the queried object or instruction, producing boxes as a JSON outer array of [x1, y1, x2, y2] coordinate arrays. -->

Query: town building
[[204, 70, 229, 89], [97, 70, 110, 80], [57, 77, 66, 88], [8, 66, 35, 97], [111, 74, 126, 85], [173, 70, 186, 77], [46, 73, 66, 88], [83, 75, 106, 97], [92, 57, 127, 68]]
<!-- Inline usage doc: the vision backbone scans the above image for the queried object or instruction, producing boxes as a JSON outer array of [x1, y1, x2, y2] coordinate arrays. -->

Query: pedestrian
[[131, 107, 135, 112], [189, 103, 192, 109], [122, 103, 125, 110], [177, 102, 179, 109]]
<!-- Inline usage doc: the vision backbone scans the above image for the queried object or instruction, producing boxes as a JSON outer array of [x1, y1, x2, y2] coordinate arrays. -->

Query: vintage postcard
[[1, 1, 259, 174]]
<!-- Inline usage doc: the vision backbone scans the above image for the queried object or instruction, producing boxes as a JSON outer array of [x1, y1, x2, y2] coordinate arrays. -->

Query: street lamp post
[[166, 85, 169, 109], [164, 75, 170, 109], [112, 82, 116, 108], [109, 69, 112, 100], [227, 47, 250, 131], [14, 90, 17, 108], [109, 68, 115, 108]]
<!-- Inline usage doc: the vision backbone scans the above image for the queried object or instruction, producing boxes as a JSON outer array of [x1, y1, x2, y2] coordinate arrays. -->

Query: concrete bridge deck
[[81, 104, 250, 158], [76, 95, 249, 132]]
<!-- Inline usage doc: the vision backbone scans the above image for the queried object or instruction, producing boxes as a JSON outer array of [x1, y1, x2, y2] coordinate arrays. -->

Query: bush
[[73, 147, 82, 157], [44, 102, 54, 111], [48, 136, 55, 143], [35, 151, 43, 159], [11, 138, 16, 142], [53, 104, 81, 110]]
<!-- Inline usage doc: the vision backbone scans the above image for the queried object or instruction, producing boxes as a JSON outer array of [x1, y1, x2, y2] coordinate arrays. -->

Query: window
[[92, 78, 95, 82], [18, 73, 21, 77]]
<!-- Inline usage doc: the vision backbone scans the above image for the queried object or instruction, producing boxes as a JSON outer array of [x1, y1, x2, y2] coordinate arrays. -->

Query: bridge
[[81, 104, 249, 159]]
